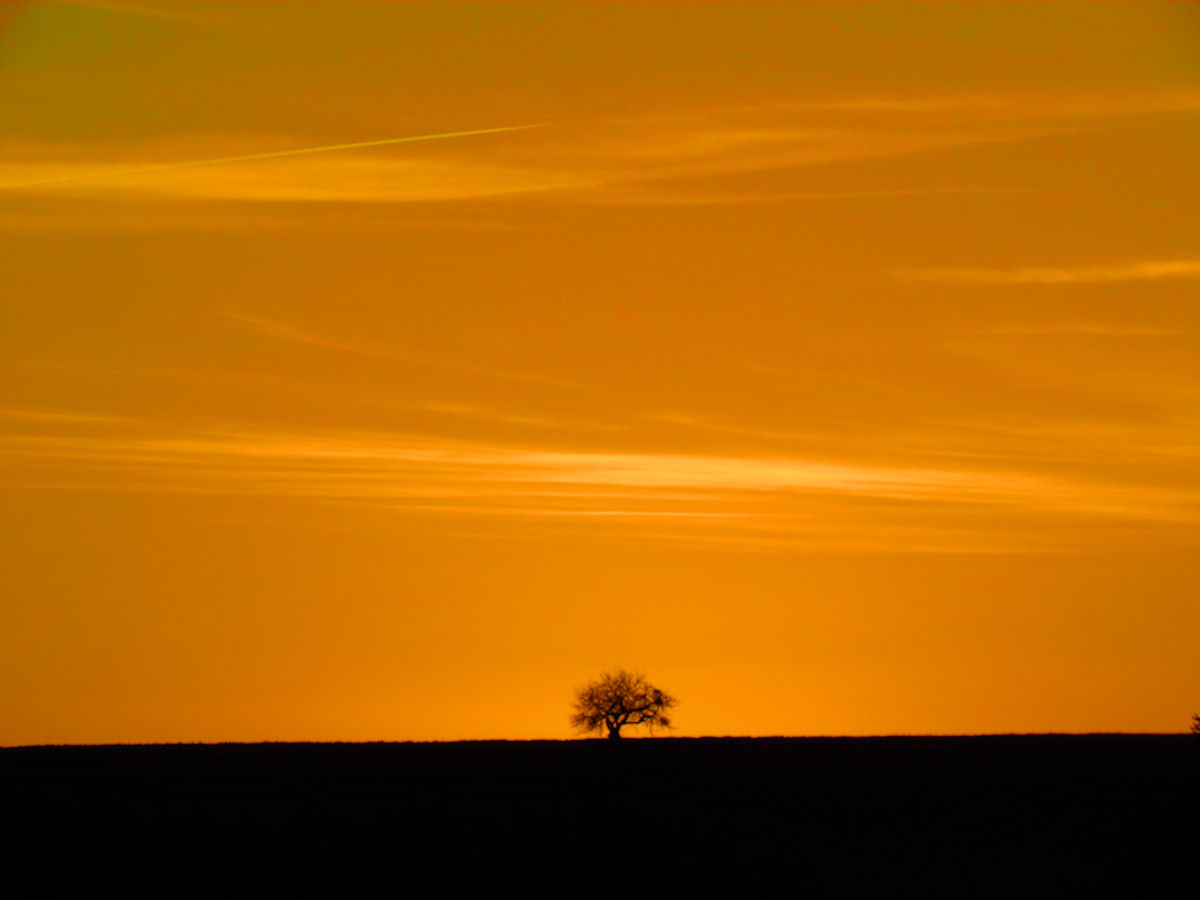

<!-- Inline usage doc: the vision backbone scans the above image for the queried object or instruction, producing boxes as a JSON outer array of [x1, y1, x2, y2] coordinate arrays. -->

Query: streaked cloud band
[[3, 422, 1195, 553], [898, 260, 1200, 285], [0, 125, 548, 192]]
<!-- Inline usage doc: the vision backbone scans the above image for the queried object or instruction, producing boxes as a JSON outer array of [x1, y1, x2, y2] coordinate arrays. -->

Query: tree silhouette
[[1192, 713, 1199, 735], [571, 670, 676, 740]]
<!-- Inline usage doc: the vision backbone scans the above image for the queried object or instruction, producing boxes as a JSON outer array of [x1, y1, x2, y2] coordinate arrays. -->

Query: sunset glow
[[1, 1, 1197, 744]]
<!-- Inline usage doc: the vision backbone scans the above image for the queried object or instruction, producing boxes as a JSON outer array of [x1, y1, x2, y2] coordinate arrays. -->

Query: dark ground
[[4, 735, 1196, 896]]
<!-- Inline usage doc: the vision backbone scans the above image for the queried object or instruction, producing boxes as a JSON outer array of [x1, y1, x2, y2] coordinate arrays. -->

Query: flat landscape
[[5, 736, 1195, 894]]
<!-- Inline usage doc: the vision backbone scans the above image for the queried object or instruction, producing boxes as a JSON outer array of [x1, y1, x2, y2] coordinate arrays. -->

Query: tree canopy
[[571, 670, 676, 740]]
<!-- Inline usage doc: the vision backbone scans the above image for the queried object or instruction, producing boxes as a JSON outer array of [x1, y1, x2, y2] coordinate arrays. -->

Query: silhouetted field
[[4, 736, 1195, 895]]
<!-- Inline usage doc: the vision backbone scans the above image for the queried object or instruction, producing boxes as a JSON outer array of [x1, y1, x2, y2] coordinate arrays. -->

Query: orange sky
[[1, 1, 1198, 744]]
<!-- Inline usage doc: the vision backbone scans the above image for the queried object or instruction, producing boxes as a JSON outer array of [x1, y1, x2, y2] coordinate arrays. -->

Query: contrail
[[0, 124, 548, 191]]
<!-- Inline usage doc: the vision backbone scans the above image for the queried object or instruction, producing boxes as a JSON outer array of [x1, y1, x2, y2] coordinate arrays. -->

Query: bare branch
[[571, 669, 677, 739]]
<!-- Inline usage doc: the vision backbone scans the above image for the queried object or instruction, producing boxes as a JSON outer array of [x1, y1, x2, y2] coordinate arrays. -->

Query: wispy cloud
[[899, 260, 1200, 285], [0, 407, 128, 425], [590, 186, 1051, 208], [6, 85, 1193, 212], [779, 88, 1200, 120], [0, 427, 1094, 503], [981, 324, 1187, 338], [0, 125, 1035, 206], [3, 420, 1195, 552], [0, 125, 549, 193]]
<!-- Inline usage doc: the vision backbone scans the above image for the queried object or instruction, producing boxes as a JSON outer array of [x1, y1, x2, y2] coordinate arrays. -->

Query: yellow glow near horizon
[[1, 1, 1197, 744]]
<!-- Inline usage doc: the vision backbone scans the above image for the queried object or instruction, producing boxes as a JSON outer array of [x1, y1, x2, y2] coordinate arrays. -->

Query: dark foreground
[[4, 736, 1196, 895]]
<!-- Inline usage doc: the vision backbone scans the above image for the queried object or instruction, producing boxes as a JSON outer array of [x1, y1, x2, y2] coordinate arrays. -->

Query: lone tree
[[572, 669, 676, 740], [1192, 713, 1199, 734]]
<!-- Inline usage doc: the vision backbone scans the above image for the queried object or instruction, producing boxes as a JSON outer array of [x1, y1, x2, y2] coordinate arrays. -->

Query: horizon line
[[3, 731, 1190, 750]]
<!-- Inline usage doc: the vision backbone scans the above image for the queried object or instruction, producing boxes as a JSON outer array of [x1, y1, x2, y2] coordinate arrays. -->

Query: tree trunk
[[607, 726, 622, 740]]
